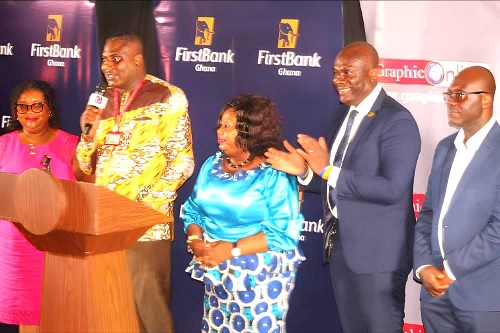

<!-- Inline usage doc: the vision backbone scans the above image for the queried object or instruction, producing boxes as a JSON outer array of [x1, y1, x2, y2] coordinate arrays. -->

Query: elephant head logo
[[194, 17, 215, 46], [46, 15, 63, 42], [277, 19, 300, 49]]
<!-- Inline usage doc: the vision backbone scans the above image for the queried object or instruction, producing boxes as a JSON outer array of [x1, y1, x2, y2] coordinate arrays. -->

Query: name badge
[[105, 132, 122, 145]]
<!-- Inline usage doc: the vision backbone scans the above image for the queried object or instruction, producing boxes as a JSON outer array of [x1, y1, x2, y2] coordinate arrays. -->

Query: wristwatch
[[230, 241, 241, 257]]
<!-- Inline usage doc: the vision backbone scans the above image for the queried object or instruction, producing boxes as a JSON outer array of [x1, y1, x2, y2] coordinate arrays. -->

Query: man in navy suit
[[266, 41, 421, 332], [414, 66, 500, 332]]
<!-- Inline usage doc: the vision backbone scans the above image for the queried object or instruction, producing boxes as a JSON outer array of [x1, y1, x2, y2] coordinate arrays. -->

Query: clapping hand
[[265, 140, 307, 176]]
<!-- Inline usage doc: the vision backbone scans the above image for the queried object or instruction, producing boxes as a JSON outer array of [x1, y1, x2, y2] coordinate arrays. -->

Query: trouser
[[329, 234, 408, 333], [421, 292, 500, 333], [127, 240, 174, 333]]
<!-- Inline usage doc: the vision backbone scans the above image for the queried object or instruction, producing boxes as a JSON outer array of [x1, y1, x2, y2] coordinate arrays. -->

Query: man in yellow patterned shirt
[[76, 32, 194, 333]]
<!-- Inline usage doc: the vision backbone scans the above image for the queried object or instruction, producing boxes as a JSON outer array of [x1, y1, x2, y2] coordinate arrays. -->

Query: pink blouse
[[0, 129, 78, 325]]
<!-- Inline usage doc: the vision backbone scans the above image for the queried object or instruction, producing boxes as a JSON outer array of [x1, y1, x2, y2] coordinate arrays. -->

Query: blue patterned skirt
[[186, 248, 304, 333]]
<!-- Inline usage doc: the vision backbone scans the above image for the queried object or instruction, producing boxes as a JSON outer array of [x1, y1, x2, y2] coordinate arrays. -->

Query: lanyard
[[113, 79, 145, 131]]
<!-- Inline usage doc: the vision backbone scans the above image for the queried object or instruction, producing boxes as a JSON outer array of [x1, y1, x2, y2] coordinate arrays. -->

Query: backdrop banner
[[154, 1, 344, 332], [361, 1, 500, 332], [0, 1, 357, 332]]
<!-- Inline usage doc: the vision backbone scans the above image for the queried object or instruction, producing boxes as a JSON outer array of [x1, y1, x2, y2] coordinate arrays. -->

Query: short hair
[[105, 31, 143, 53], [217, 94, 283, 157], [9, 80, 61, 131]]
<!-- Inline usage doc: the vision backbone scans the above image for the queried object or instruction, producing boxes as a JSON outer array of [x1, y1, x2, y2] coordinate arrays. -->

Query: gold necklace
[[23, 132, 49, 155], [226, 156, 251, 168]]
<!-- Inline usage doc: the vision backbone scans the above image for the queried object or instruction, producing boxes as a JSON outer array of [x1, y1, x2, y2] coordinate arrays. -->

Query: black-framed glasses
[[15, 102, 46, 114], [442, 91, 487, 103]]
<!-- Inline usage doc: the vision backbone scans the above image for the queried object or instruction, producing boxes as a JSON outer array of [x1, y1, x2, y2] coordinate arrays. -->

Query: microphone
[[83, 85, 108, 135]]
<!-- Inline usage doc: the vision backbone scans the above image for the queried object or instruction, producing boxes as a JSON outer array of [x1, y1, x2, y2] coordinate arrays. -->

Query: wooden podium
[[0, 169, 170, 332]]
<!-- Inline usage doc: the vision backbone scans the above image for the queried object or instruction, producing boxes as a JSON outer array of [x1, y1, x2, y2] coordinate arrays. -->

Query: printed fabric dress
[[182, 151, 305, 333], [0, 130, 78, 325]]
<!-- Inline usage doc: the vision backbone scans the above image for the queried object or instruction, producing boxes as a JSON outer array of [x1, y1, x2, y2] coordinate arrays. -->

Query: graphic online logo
[[46, 15, 62, 42], [378, 58, 489, 87], [277, 19, 299, 49], [194, 17, 214, 46]]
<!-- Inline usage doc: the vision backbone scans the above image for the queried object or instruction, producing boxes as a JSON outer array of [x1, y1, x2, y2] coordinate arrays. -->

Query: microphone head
[[88, 83, 108, 109], [87, 93, 108, 109], [95, 84, 107, 96]]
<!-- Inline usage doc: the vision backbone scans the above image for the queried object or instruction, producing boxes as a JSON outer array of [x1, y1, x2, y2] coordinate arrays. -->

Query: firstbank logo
[[46, 15, 62, 42], [194, 17, 214, 46], [277, 19, 299, 49]]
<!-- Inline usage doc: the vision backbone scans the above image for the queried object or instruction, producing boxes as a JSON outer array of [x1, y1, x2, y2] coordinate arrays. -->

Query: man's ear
[[369, 68, 378, 82], [481, 93, 493, 108], [134, 55, 143, 66]]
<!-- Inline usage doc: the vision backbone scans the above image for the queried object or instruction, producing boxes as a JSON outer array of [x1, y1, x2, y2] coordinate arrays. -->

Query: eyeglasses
[[15, 102, 46, 114], [442, 91, 487, 103]]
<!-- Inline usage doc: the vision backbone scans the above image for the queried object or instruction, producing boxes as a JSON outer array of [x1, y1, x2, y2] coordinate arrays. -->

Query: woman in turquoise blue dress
[[182, 94, 304, 333]]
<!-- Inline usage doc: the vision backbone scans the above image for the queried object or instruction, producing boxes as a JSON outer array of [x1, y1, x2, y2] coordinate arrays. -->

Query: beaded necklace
[[225, 156, 251, 168]]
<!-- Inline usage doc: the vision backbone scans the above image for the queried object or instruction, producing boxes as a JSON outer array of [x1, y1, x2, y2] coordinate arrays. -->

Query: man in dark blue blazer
[[414, 66, 500, 332], [266, 41, 421, 332]]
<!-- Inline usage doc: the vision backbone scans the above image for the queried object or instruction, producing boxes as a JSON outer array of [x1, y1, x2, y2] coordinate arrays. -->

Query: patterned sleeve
[[144, 87, 194, 215], [75, 134, 98, 175]]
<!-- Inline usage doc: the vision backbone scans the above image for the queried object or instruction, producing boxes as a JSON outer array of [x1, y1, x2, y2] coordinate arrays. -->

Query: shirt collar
[[349, 84, 382, 116], [454, 116, 496, 151]]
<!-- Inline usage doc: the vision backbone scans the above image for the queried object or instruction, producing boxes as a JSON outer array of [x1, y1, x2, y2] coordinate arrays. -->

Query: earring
[[49, 113, 53, 118]]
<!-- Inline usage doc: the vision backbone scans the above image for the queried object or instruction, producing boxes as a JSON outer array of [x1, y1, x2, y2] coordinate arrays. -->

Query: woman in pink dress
[[0, 80, 85, 332]]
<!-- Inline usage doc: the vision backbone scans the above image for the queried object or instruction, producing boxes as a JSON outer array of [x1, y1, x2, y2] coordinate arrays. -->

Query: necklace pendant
[[29, 144, 36, 155]]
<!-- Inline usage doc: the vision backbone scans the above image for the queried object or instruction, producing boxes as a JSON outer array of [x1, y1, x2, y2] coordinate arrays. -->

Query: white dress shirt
[[327, 84, 382, 187], [437, 116, 496, 280], [415, 116, 496, 279], [299, 84, 382, 217]]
